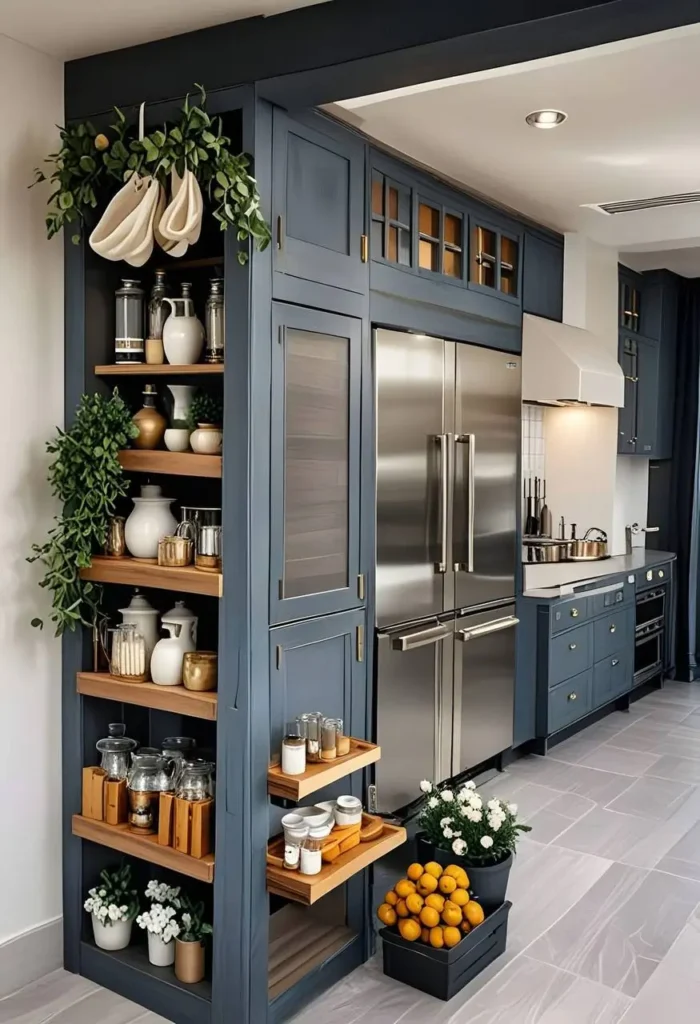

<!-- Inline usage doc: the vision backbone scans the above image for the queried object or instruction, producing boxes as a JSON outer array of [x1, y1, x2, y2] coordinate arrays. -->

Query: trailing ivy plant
[[31, 85, 270, 262], [28, 389, 138, 636]]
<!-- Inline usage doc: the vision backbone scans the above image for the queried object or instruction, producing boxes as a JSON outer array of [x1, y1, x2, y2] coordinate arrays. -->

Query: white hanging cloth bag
[[156, 168, 204, 256]]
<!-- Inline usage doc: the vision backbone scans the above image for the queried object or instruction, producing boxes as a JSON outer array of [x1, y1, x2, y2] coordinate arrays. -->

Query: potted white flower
[[174, 894, 213, 985], [136, 880, 182, 967], [415, 779, 531, 910], [84, 865, 139, 951]]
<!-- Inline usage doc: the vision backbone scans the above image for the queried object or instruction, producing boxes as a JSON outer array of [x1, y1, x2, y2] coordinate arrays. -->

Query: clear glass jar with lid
[[176, 760, 215, 801], [96, 723, 137, 780], [204, 278, 225, 363], [110, 623, 147, 680], [299, 826, 326, 875], [115, 279, 145, 363]]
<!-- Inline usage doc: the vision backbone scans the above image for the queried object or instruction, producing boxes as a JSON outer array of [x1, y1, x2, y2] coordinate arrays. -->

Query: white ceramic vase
[[190, 424, 223, 455], [148, 931, 176, 967], [162, 297, 204, 365], [164, 428, 191, 452], [150, 619, 196, 687], [125, 492, 177, 559], [92, 914, 132, 951], [89, 175, 163, 267], [167, 384, 195, 426]]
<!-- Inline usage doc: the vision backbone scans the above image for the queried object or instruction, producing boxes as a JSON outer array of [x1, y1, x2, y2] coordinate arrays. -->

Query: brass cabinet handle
[[624, 375, 639, 382], [569, 643, 577, 650], [570, 608, 579, 618], [567, 692, 577, 701], [610, 624, 616, 633], [612, 658, 620, 667]]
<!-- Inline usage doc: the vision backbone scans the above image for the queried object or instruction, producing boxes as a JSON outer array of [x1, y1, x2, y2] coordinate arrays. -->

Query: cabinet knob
[[646, 570, 653, 581], [569, 643, 577, 650], [571, 608, 579, 618], [612, 658, 619, 667], [610, 624, 616, 633], [567, 692, 577, 702], [659, 570, 665, 579]]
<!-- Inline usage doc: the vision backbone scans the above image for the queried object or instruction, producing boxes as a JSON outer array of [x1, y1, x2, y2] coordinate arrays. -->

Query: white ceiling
[[334, 25, 700, 277], [0, 0, 327, 60]]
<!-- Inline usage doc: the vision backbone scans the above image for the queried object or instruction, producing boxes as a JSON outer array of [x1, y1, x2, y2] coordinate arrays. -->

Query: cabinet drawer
[[594, 608, 632, 662], [549, 624, 592, 686], [549, 671, 593, 734], [636, 564, 670, 591], [589, 583, 631, 616], [551, 598, 589, 634], [593, 652, 630, 708]]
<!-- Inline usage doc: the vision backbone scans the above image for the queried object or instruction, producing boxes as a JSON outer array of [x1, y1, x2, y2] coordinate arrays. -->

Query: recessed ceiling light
[[525, 109, 568, 130]]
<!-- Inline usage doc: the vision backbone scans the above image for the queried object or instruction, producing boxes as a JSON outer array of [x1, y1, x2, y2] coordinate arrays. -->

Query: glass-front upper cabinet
[[417, 199, 464, 282], [371, 170, 412, 267], [270, 303, 364, 625], [469, 219, 520, 299], [620, 278, 642, 332]]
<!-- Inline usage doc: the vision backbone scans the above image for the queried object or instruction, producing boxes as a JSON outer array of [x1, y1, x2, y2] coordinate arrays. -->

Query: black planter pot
[[415, 833, 513, 913]]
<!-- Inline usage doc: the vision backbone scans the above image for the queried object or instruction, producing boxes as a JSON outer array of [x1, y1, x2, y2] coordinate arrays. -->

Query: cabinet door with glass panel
[[370, 170, 413, 269], [469, 216, 521, 301], [270, 303, 364, 625], [416, 196, 465, 284], [620, 276, 642, 332]]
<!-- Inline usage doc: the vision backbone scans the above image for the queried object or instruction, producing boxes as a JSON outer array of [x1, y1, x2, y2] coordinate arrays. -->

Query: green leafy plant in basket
[[187, 389, 224, 430], [28, 389, 137, 635]]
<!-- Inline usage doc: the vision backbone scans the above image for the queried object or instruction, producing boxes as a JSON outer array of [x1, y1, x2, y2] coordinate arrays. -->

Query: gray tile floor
[[5, 684, 700, 1024]]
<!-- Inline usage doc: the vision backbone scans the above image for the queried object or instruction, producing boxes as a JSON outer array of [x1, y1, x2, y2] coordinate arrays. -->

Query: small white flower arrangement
[[84, 865, 139, 926], [417, 779, 531, 865], [136, 879, 183, 944]]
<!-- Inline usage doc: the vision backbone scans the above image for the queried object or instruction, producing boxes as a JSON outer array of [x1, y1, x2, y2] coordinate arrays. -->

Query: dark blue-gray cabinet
[[617, 332, 660, 456], [522, 229, 563, 322], [272, 110, 367, 297], [269, 302, 365, 625], [269, 609, 366, 754]]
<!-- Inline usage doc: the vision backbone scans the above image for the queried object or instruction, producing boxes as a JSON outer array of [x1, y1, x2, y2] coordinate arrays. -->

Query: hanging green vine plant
[[31, 85, 270, 263], [28, 390, 138, 636]]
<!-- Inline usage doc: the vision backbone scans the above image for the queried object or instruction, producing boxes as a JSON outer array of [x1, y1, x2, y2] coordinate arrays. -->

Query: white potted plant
[[84, 864, 139, 951], [136, 880, 182, 967]]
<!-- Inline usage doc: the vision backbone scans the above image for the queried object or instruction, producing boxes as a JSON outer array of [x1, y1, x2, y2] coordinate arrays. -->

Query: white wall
[[0, 34, 64, 946]]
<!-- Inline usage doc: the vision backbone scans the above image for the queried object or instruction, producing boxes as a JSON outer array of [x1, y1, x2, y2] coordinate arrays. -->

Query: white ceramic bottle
[[124, 484, 177, 560], [150, 618, 196, 687], [162, 284, 204, 365], [164, 383, 194, 452]]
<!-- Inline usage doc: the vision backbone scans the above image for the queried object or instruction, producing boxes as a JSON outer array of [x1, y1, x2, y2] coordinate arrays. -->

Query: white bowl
[[296, 806, 334, 830], [164, 428, 191, 452]]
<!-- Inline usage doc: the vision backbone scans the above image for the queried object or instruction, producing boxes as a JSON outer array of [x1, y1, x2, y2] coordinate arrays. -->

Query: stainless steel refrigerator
[[374, 329, 521, 813]]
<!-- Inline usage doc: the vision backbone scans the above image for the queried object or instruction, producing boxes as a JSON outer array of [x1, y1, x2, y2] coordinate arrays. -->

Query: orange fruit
[[460, 919, 472, 934], [464, 901, 485, 928], [420, 927, 431, 944], [454, 868, 470, 890], [425, 893, 446, 913], [377, 903, 397, 927], [439, 875, 457, 894], [429, 926, 445, 949], [398, 918, 421, 942], [384, 890, 398, 907], [424, 861, 443, 879], [451, 888, 470, 908], [407, 863, 424, 882], [442, 901, 462, 927], [395, 879, 416, 899], [443, 864, 462, 879], [419, 906, 440, 928], [443, 926, 462, 948], [418, 873, 438, 895], [396, 899, 410, 918], [405, 893, 424, 916]]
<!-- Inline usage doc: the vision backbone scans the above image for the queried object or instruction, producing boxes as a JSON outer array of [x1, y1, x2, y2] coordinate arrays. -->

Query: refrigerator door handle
[[435, 434, 450, 574], [391, 624, 451, 651], [454, 433, 475, 573], [457, 615, 519, 642]]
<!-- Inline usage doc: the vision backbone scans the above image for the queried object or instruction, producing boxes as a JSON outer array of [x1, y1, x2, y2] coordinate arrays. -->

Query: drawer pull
[[570, 608, 579, 618], [659, 570, 665, 578], [567, 692, 577, 702], [612, 658, 619, 667], [569, 643, 577, 650], [610, 624, 616, 633]]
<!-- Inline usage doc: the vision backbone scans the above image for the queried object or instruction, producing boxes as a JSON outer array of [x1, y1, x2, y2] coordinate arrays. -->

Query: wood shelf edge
[[267, 740, 381, 800], [80, 556, 223, 597], [77, 672, 218, 721], [95, 364, 224, 375], [118, 450, 222, 479], [72, 815, 215, 883]]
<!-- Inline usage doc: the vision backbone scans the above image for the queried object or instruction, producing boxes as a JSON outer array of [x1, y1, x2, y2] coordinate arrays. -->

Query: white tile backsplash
[[522, 403, 545, 482]]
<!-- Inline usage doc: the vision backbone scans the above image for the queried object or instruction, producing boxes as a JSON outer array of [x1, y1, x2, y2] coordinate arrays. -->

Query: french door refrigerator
[[374, 329, 521, 813]]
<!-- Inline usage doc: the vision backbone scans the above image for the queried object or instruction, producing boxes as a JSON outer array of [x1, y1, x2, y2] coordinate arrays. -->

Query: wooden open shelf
[[77, 672, 217, 721], [95, 364, 224, 376], [72, 815, 215, 882], [266, 822, 406, 906], [268, 905, 354, 1001], [267, 739, 380, 801], [119, 449, 222, 478], [80, 556, 223, 597]]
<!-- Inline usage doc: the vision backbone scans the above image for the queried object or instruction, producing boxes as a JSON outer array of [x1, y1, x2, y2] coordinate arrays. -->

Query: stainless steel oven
[[634, 585, 667, 686]]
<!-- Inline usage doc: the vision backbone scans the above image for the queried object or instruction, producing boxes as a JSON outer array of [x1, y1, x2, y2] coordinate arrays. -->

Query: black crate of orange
[[380, 901, 511, 1001]]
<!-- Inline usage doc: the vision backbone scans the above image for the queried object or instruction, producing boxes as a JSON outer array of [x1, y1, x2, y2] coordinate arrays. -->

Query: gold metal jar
[[182, 651, 218, 692], [158, 536, 194, 567]]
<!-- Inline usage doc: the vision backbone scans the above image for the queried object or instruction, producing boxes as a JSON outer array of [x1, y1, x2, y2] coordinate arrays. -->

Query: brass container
[[175, 939, 205, 985], [158, 535, 194, 567], [127, 789, 159, 834], [132, 384, 166, 450], [104, 516, 127, 558], [183, 651, 218, 692]]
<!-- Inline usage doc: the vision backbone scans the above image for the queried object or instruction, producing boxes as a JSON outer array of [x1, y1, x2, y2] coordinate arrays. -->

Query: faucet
[[626, 522, 660, 555]]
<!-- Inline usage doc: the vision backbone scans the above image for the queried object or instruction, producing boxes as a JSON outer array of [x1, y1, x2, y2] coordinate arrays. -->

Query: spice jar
[[281, 723, 306, 776], [300, 826, 326, 876], [326, 717, 350, 757], [283, 827, 306, 871], [110, 624, 147, 681], [298, 712, 323, 764], [321, 719, 337, 762]]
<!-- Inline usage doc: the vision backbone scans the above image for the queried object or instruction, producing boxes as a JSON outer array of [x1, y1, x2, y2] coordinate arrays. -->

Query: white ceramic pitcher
[[162, 291, 204, 365]]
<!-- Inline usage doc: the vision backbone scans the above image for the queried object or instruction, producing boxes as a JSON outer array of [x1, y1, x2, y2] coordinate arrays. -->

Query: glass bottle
[[281, 722, 306, 776], [326, 717, 350, 757], [115, 279, 144, 363], [204, 278, 225, 364], [146, 269, 169, 364], [299, 826, 326, 875], [321, 718, 337, 762], [298, 712, 324, 763]]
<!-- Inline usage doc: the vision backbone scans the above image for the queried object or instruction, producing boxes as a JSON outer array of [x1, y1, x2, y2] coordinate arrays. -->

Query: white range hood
[[522, 313, 624, 407]]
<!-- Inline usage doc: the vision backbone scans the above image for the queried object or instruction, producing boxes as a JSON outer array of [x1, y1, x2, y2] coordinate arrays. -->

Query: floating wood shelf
[[119, 449, 222, 478], [267, 739, 380, 801], [95, 364, 224, 376], [72, 815, 215, 883], [77, 672, 217, 720], [266, 823, 406, 906], [80, 556, 222, 597]]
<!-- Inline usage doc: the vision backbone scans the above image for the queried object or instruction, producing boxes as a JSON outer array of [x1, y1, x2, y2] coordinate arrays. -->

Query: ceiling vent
[[583, 192, 700, 216]]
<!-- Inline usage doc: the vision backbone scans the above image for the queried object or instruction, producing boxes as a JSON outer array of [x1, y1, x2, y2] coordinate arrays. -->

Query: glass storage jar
[[115, 279, 145, 363], [204, 278, 225, 364], [300, 826, 326, 875], [176, 760, 215, 801], [96, 724, 138, 780], [298, 712, 324, 763], [127, 753, 176, 833], [109, 623, 147, 681]]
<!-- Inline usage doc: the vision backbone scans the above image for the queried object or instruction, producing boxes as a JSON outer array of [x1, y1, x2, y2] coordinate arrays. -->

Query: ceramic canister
[[119, 589, 160, 671], [150, 619, 196, 687], [124, 485, 177, 559]]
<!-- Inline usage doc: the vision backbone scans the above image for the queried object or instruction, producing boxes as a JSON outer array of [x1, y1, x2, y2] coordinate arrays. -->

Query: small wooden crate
[[104, 779, 127, 826], [173, 797, 214, 858], [82, 767, 106, 821], [158, 792, 175, 847]]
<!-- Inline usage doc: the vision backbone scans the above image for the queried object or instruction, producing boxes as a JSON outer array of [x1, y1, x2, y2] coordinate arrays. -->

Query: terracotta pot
[[175, 939, 205, 984]]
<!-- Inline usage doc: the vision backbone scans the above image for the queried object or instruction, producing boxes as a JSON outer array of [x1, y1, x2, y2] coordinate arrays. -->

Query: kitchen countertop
[[523, 549, 676, 598]]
